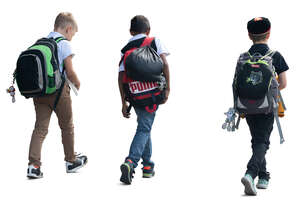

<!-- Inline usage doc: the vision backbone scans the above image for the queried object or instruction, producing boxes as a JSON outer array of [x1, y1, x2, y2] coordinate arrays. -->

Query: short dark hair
[[247, 17, 271, 35], [249, 31, 269, 43], [130, 15, 150, 33]]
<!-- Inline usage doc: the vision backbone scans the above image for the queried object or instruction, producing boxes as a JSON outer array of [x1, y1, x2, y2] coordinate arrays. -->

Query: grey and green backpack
[[14, 37, 66, 107], [232, 50, 279, 115]]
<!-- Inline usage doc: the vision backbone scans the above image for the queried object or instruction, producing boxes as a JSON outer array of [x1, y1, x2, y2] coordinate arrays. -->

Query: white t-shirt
[[47, 32, 74, 73], [119, 33, 170, 72]]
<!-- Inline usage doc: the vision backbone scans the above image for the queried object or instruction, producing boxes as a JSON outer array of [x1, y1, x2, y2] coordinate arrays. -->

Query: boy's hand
[[74, 81, 80, 90], [160, 54, 170, 105], [64, 56, 81, 90], [162, 89, 170, 104], [122, 103, 131, 118]]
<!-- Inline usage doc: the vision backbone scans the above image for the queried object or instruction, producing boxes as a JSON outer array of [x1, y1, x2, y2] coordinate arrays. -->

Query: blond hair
[[54, 12, 78, 31]]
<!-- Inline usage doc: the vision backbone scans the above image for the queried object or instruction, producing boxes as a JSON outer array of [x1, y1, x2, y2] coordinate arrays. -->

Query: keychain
[[222, 107, 237, 132], [6, 85, 16, 103]]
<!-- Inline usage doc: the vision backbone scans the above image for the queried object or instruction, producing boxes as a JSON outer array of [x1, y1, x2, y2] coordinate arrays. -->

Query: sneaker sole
[[143, 171, 155, 178], [27, 173, 43, 179], [120, 163, 131, 184], [256, 184, 268, 189], [241, 177, 257, 196], [66, 158, 88, 173]]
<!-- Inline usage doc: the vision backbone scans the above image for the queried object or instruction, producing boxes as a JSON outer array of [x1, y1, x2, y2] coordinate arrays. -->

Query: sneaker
[[257, 179, 269, 189], [27, 164, 43, 179], [142, 166, 155, 178], [241, 174, 257, 196], [66, 153, 88, 173], [120, 159, 135, 184]]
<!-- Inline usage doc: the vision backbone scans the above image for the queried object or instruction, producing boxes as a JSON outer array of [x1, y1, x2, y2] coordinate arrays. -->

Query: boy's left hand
[[122, 103, 131, 118]]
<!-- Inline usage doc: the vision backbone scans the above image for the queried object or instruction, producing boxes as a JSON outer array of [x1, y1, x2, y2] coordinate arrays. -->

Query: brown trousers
[[29, 84, 75, 166]]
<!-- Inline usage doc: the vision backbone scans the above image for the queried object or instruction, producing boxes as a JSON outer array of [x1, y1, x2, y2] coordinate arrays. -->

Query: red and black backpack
[[120, 37, 166, 113]]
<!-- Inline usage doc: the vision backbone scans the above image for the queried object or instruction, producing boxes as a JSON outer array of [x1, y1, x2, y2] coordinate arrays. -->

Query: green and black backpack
[[232, 50, 279, 115], [13, 37, 66, 108]]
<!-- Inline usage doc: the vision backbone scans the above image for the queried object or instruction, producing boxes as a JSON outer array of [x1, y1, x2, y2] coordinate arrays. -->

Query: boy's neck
[[132, 33, 147, 36], [54, 28, 67, 37], [130, 30, 149, 36], [253, 39, 268, 45]]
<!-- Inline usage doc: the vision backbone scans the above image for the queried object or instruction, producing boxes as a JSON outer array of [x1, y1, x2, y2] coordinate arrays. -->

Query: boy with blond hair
[[27, 12, 87, 179]]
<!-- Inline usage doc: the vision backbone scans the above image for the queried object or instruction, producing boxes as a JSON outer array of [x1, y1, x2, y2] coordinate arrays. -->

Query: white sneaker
[[66, 154, 88, 173], [241, 174, 257, 196], [256, 179, 269, 189], [27, 164, 43, 179]]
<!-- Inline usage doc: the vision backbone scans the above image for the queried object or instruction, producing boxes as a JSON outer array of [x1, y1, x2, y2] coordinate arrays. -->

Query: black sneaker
[[27, 164, 43, 179], [120, 159, 135, 184], [142, 166, 155, 178], [66, 153, 88, 173]]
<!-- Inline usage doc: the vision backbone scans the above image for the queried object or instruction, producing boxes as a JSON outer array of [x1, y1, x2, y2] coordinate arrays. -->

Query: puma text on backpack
[[14, 37, 66, 99], [121, 37, 166, 113], [232, 50, 279, 115]]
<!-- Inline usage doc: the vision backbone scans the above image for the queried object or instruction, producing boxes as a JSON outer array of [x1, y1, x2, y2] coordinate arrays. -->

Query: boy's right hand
[[74, 81, 80, 90], [122, 103, 131, 118], [64, 56, 81, 91]]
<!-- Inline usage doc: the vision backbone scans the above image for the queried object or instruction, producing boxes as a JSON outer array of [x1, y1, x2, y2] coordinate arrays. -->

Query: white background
[[0, 0, 299, 203]]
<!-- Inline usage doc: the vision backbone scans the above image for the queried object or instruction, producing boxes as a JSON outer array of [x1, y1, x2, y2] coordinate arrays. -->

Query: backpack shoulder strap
[[141, 37, 157, 51], [121, 37, 156, 54], [261, 49, 276, 60], [54, 37, 66, 43], [53, 37, 68, 73], [238, 52, 251, 61], [140, 37, 155, 47], [52, 37, 67, 111], [121, 37, 146, 54]]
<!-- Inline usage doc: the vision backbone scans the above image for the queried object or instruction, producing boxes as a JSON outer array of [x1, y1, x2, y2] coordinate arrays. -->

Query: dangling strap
[[278, 91, 286, 110], [274, 111, 285, 144], [235, 115, 241, 129]]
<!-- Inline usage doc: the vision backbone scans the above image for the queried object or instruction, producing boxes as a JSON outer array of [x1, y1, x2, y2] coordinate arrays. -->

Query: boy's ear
[[248, 33, 253, 41], [146, 29, 150, 36], [266, 31, 270, 39], [130, 30, 136, 36], [66, 25, 73, 34]]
